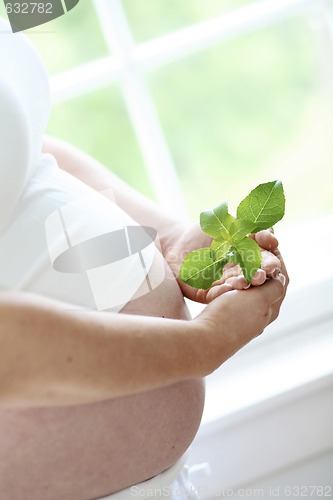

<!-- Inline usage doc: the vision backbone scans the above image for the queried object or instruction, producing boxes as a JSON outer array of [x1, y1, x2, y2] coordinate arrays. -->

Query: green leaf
[[236, 180, 285, 232], [200, 200, 234, 240], [210, 239, 231, 261], [179, 248, 227, 290], [229, 219, 255, 242], [230, 237, 262, 284], [178, 179, 285, 290]]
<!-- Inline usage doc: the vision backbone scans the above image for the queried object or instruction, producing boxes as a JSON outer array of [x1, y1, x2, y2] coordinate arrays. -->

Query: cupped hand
[[167, 223, 285, 304], [203, 229, 282, 302], [194, 267, 288, 372]]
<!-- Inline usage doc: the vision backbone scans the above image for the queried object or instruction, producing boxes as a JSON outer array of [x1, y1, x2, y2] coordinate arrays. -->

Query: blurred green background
[[1, 0, 332, 224]]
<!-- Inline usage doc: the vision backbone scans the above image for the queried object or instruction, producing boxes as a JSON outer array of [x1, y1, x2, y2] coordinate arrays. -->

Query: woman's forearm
[[0, 270, 286, 407], [0, 291, 207, 407]]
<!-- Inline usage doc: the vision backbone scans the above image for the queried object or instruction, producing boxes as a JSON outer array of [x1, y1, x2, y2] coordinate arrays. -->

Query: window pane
[[0, 2, 108, 75], [47, 87, 154, 199], [149, 17, 333, 225], [123, 0, 254, 42]]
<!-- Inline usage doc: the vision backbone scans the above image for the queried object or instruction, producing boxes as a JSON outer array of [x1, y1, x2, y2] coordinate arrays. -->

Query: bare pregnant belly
[[0, 252, 205, 500]]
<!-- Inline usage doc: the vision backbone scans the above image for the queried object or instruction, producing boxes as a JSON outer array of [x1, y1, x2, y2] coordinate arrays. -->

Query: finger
[[206, 283, 233, 302], [225, 275, 248, 290], [251, 268, 266, 286], [215, 262, 271, 290], [259, 271, 286, 308], [254, 230, 279, 251], [272, 271, 286, 288], [208, 264, 241, 288], [261, 249, 281, 275], [271, 247, 289, 287], [267, 272, 288, 322], [222, 264, 242, 281], [194, 287, 211, 304], [223, 262, 240, 275]]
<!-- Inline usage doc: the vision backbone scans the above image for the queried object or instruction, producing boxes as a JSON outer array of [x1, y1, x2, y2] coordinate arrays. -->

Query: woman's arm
[[0, 272, 286, 408]]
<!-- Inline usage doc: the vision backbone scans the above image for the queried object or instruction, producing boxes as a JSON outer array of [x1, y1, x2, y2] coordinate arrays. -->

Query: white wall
[[187, 371, 333, 499]]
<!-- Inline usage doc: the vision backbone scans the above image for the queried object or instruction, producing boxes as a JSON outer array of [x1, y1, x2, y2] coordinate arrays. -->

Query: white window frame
[[49, 0, 333, 426]]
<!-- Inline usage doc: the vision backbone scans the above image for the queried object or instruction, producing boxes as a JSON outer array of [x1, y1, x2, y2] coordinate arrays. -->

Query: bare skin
[[0, 138, 288, 500], [0, 260, 205, 500]]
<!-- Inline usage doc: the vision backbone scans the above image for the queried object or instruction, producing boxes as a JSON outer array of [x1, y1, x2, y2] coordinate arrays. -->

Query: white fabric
[[0, 17, 156, 311], [99, 454, 201, 499], [0, 17, 50, 230], [0, 154, 156, 311]]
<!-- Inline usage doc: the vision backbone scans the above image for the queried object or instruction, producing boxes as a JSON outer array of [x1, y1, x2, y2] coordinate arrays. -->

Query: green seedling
[[179, 180, 285, 290]]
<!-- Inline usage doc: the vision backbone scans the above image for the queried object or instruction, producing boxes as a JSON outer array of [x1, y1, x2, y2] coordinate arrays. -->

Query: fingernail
[[275, 272, 286, 286]]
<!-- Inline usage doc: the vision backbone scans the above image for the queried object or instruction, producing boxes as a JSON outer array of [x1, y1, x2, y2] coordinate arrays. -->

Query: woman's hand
[[163, 223, 286, 304], [203, 229, 283, 302], [193, 268, 288, 372]]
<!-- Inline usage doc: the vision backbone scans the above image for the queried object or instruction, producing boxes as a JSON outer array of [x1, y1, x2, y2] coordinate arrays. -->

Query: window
[[4, 0, 331, 223]]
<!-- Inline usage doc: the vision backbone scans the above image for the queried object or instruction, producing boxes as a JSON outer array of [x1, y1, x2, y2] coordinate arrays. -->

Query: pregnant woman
[[0, 17, 288, 500]]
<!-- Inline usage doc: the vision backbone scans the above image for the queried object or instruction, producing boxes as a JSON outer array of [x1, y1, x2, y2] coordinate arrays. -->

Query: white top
[[0, 17, 156, 311], [0, 17, 50, 231]]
